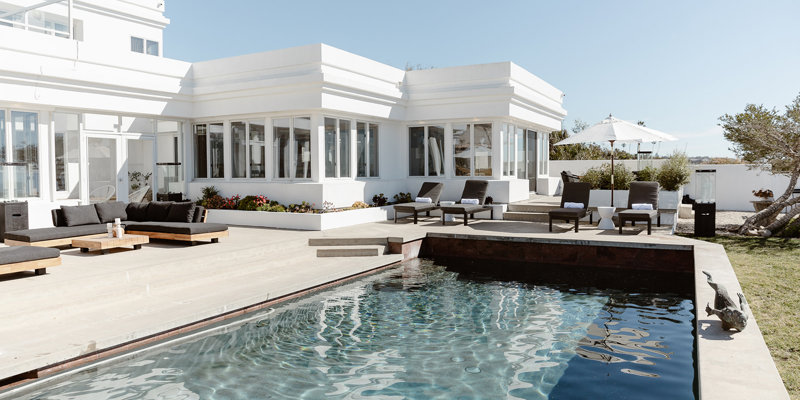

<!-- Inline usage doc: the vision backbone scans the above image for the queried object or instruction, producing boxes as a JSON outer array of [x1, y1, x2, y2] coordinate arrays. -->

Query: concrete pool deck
[[0, 219, 789, 399]]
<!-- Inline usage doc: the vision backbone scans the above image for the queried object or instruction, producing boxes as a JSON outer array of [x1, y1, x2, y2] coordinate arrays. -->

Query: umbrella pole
[[610, 140, 615, 207]]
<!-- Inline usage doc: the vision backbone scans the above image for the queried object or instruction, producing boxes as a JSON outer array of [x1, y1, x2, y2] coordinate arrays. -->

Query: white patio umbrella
[[555, 114, 678, 206]]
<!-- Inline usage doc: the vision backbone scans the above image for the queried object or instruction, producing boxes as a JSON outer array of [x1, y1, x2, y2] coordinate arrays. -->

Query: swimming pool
[[15, 258, 695, 399]]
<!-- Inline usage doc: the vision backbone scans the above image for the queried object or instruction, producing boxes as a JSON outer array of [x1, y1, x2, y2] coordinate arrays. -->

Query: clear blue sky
[[163, 0, 800, 158]]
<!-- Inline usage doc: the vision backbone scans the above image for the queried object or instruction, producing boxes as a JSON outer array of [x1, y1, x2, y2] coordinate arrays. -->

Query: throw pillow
[[94, 201, 128, 223], [146, 201, 173, 222], [166, 202, 196, 223], [126, 202, 150, 221], [61, 205, 102, 227]]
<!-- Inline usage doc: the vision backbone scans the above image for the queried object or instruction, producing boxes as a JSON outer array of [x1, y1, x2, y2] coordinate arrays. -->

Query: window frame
[[131, 36, 160, 56], [273, 116, 313, 181], [230, 119, 267, 180], [192, 122, 224, 179], [357, 121, 379, 178], [452, 122, 493, 177], [408, 125, 445, 177], [1, 109, 41, 199]]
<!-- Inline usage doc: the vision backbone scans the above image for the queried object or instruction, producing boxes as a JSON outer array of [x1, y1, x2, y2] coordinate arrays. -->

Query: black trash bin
[[694, 202, 716, 237]]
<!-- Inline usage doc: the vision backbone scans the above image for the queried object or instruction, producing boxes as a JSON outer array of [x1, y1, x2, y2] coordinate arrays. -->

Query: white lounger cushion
[[415, 197, 432, 203], [564, 202, 584, 209], [632, 203, 654, 210], [460, 198, 480, 205]]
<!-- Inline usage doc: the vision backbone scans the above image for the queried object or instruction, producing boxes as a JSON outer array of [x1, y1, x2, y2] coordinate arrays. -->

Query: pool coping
[[0, 223, 790, 399]]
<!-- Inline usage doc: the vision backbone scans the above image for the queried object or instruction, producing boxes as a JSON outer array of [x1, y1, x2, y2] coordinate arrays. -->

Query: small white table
[[439, 201, 455, 222], [597, 206, 616, 229]]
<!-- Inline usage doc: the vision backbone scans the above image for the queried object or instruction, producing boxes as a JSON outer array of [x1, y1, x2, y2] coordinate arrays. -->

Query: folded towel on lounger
[[460, 199, 480, 205], [632, 203, 654, 210], [415, 197, 432, 203], [564, 202, 584, 209]]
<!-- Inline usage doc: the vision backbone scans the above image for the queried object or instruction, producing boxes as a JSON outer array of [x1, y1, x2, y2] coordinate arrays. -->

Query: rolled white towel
[[632, 203, 654, 210], [564, 202, 584, 209], [415, 197, 432, 203], [460, 198, 480, 205]]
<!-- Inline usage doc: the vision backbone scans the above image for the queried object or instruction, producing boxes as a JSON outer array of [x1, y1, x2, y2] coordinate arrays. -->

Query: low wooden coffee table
[[71, 234, 149, 255]]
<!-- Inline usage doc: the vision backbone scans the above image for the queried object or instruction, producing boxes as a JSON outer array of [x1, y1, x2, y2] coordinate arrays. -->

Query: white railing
[[0, 0, 72, 39]]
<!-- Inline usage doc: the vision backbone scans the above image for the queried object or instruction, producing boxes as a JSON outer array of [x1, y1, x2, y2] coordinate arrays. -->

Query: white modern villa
[[0, 0, 566, 228]]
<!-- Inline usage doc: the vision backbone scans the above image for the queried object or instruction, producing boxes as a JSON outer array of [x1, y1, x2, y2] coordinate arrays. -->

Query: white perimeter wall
[[551, 160, 796, 212]]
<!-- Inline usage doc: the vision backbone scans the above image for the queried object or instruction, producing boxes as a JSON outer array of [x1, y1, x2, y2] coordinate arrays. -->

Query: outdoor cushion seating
[[394, 182, 444, 224], [440, 180, 493, 226], [561, 170, 581, 185], [0, 246, 61, 277], [619, 181, 661, 235], [549, 182, 592, 233], [3, 201, 225, 247]]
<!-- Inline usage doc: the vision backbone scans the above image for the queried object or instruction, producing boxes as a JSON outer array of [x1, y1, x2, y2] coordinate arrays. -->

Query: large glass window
[[538, 131, 548, 176], [193, 124, 207, 178], [249, 120, 265, 178], [0, 111, 5, 199], [503, 123, 515, 176], [193, 122, 223, 179], [293, 117, 311, 179], [357, 122, 379, 178], [231, 121, 247, 178], [11, 111, 39, 197], [54, 113, 80, 198], [231, 120, 266, 179], [474, 123, 492, 176], [453, 122, 492, 177], [408, 127, 425, 176], [409, 126, 444, 177], [516, 127, 526, 178], [453, 124, 471, 176], [273, 118, 291, 179], [324, 117, 353, 178], [273, 117, 312, 179], [157, 121, 183, 202]]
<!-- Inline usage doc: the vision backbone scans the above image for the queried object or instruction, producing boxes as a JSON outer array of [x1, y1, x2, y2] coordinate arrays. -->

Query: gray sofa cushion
[[4, 224, 107, 243], [61, 205, 101, 227], [146, 201, 172, 222], [126, 202, 150, 221], [94, 201, 127, 223], [51, 208, 67, 227], [125, 222, 228, 235], [193, 206, 206, 223], [0, 246, 60, 264], [166, 202, 195, 223]]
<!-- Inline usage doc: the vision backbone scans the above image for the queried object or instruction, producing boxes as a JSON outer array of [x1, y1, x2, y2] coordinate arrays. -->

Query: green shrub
[[579, 163, 634, 190], [287, 201, 315, 213], [636, 165, 658, 182], [372, 193, 388, 206], [204, 194, 225, 209], [656, 151, 692, 191], [267, 204, 286, 212], [197, 185, 220, 207], [392, 192, 413, 204]]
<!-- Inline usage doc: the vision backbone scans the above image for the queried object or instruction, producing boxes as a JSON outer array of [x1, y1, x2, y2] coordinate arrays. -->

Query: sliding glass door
[[86, 136, 118, 203]]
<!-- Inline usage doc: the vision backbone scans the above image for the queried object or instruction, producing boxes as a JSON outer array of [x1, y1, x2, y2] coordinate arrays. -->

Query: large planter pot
[[206, 206, 393, 231]]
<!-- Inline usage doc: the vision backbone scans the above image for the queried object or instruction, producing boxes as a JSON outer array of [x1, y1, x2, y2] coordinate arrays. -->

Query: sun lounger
[[393, 182, 444, 224], [549, 182, 591, 232], [440, 180, 493, 226], [619, 181, 661, 235], [0, 246, 61, 277]]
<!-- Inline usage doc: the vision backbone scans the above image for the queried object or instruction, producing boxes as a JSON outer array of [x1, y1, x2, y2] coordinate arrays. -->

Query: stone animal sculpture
[[703, 270, 750, 331]]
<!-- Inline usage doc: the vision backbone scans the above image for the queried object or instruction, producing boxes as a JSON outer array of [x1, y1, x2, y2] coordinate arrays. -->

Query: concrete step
[[507, 203, 558, 213], [308, 237, 388, 247], [316, 245, 386, 257], [503, 211, 550, 222]]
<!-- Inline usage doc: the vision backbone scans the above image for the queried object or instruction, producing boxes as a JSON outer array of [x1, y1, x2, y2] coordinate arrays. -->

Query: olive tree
[[719, 93, 800, 236]]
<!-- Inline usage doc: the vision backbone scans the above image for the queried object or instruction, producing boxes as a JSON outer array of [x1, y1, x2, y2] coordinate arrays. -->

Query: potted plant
[[751, 189, 774, 213]]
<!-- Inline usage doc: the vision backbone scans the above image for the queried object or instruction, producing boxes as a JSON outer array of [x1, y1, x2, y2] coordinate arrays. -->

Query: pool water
[[20, 259, 695, 399]]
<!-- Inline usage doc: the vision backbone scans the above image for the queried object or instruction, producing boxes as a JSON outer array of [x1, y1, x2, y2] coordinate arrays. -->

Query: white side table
[[597, 206, 616, 229], [440, 201, 455, 222]]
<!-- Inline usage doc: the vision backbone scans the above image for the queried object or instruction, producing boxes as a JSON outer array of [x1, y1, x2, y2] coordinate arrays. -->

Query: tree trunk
[[738, 167, 800, 236], [762, 205, 800, 237]]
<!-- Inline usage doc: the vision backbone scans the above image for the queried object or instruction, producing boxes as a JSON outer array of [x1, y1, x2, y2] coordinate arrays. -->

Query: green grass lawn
[[695, 235, 800, 399]]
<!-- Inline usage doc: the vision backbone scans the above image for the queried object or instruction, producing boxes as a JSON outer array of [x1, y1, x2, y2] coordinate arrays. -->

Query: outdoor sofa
[[618, 181, 661, 235], [3, 201, 228, 248], [440, 180, 493, 226], [393, 182, 444, 224], [0, 246, 61, 277], [548, 182, 592, 233]]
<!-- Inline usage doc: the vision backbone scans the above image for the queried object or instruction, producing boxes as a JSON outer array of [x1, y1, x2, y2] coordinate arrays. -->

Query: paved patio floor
[[0, 218, 789, 399]]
